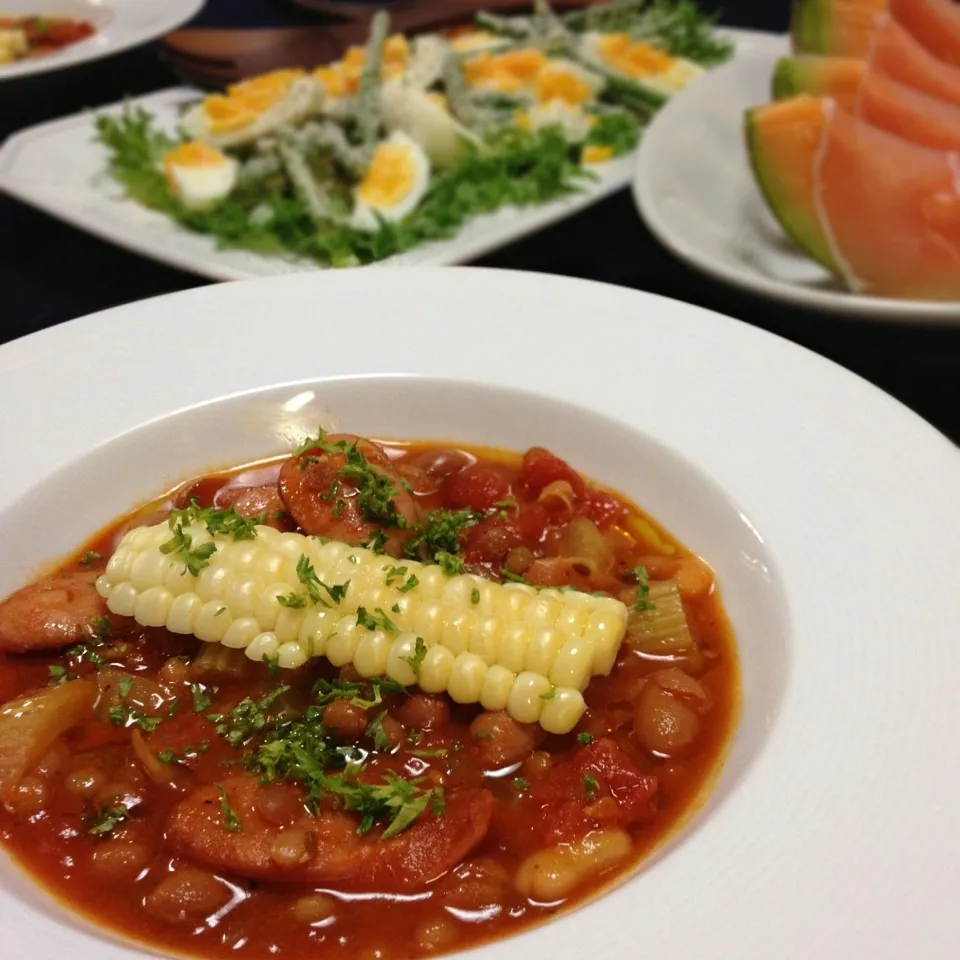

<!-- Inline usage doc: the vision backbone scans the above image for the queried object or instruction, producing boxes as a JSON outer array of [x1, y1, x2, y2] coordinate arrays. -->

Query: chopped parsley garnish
[[584, 775, 599, 798], [159, 522, 217, 576], [356, 606, 399, 633], [277, 592, 309, 609], [632, 564, 656, 613], [384, 565, 408, 586], [108, 675, 164, 732], [191, 682, 216, 714], [215, 783, 242, 833], [435, 551, 466, 576], [577, 732, 595, 746], [398, 574, 419, 594], [494, 499, 519, 516], [79, 550, 102, 566], [363, 530, 390, 554], [470, 588, 481, 605], [87, 804, 130, 836], [169, 500, 261, 541], [404, 508, 479, 563], [47, 665, 77, 686], [297, 553, 349, 606], [401, 637, 428, 677], [156, 741, 209, 765], [501, 569, 529, 584], [512, 777, 529, 791], [312, 676, 406, 710], [108, 705, 163, 733], [65, 615, 112, 669], [366, 711, 394, 751], [209, 685, 291, 747], [263, 653, 281, 678], [539, 686, 557, 701], [474, 731, 493, 740], [391, 603, 401, 613]]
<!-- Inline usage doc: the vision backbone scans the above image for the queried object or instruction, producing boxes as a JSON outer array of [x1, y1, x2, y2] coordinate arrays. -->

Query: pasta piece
[[625, 580, 693, 654]]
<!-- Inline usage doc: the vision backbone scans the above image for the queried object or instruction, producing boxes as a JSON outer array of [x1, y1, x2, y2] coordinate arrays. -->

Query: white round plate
[[0, 0, 204, 81], [634, 41, 960, 323], [1, 268, 959, 960]]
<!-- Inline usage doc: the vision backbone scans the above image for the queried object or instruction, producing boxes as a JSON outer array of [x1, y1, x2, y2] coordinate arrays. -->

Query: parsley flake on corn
[[96, 519, 629, 734]]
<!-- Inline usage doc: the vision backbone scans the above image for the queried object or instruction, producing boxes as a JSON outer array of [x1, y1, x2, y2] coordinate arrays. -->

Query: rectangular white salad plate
[[0, 28, 781, 281]]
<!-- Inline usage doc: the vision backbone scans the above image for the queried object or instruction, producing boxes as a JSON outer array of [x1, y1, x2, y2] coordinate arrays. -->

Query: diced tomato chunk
[[443, 464, 510, 512], [579, 490, 628, 529], [521, 448, 586, 499], [463, 503, 550, 566], [527, 739, 657, 846], [464, 518, 523, 566]]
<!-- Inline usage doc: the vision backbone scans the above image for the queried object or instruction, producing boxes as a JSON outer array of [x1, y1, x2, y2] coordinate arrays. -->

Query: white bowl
[[1, 267, 959, 959]]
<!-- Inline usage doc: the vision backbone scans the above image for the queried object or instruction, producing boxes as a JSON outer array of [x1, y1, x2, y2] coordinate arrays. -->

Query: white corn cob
[[96, 522, 628, 734]]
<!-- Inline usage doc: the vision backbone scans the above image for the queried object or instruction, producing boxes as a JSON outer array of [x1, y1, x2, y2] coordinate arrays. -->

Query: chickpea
[[270, 828, 315, 866], [143, 867, 231, 924], [292, 892, 336, 925], [470, 711, 543, 768], [394, 693, 450, 731], [64, 765, 108, 800], [521, 750, 553, 780], [256, 783, 305, 827], [158, 656, 191, 686], [323, 699, 369, 740], [91, 840, 153, 881], [4, 776, 48, 817], [415, 916, 460, 952]]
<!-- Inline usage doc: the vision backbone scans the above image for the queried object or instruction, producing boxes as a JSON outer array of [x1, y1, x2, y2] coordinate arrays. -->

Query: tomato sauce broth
[[0, 440, 739, 960]]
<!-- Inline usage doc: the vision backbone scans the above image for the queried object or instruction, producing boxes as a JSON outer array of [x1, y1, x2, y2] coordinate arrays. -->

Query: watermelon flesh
[[774, 56, 960, 150], [791, 0, 888, 57], [746, 95, 960, 299]]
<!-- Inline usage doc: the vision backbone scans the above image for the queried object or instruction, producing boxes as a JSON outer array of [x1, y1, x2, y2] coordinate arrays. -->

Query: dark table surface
[[2, 0, 959, 445]]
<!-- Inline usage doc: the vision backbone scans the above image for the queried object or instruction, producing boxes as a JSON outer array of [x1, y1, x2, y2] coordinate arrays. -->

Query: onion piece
[[0, 679, 96, 804]]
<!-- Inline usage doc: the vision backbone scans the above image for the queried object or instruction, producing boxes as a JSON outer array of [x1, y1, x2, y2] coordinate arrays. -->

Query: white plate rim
[[1, 267, 959, 959], [0, 27, 778, 279], [0, 0, 205, 81], [633, 44, 960, 323]]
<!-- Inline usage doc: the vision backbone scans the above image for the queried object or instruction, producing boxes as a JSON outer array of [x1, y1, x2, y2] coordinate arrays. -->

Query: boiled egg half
[[163, 140, 238, 209], [181, 69, 319, 148], [351, 131, 431, 232], [579, 32, 704, 95], [462, 47, 547, 95]]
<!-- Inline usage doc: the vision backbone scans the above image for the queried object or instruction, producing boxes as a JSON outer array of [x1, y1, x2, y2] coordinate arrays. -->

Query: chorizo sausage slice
[[167, 776, 492, 892], [279, 434, 421, 554], [0, 572, 107, 653]]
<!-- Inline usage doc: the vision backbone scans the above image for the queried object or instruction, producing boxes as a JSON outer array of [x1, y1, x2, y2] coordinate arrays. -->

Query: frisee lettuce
[[95, 110, 590, 269]]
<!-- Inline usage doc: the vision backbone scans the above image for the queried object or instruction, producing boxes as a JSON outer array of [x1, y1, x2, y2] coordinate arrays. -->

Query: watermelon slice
[[890, 0, 960, 68], [773, 56, 960, 150], [791, 0, 888, 57], [746, 95, 960, 299]]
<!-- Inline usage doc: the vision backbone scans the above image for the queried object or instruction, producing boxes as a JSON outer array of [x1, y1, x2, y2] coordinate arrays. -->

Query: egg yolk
[[597, 34, 674, 78], [449, 31, 497, 53], [163, 141, 228, 192], [357, 142, 416, 209], [314, 64, 348, 98], [581, 145, 613, 164], [536, 69, 593, 106], [463, 48, 548, 93], [339, 33, 410, 93], [203, 69, 305, 133]]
